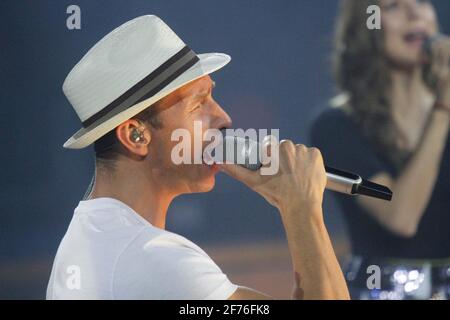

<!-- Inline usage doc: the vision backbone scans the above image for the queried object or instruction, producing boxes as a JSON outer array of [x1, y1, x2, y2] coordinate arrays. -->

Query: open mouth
[[202, 155, 219, 173], [202, 150, 215, 166], [201, 145, 221, 173], [201, 127, 228, 168], [403, 30, 427, 47]]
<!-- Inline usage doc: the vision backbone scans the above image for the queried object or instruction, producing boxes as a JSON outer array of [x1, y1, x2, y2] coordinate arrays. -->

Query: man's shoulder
[[123, 226, 206, 258], [112, 228, 232, 300]]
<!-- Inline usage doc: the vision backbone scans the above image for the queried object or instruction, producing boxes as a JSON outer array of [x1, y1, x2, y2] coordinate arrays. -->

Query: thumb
[[217, 163, 259, 187]]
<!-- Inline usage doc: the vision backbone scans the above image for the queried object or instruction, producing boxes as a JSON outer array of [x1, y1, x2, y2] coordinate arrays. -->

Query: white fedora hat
[[62, 15, 231, 149]]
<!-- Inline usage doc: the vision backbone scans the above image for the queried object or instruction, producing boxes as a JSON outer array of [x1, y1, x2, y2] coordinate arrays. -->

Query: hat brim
[[63, 52, 231, 149]]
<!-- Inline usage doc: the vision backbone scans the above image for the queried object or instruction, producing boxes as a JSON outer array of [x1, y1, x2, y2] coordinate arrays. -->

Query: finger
[[295, 144, 309, 161], [217, 163, 259, 187], [309, 147, 325, 167], [261, 135, 279, 166], [279, 140, 296, 171], [295, 144, 308, 152]]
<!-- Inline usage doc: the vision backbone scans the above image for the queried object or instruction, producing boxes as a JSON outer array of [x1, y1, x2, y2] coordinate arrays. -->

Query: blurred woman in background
[[311, 0, 450, 299]]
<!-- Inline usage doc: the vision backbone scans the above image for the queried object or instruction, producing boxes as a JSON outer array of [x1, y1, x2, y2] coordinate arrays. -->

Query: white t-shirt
[[46, 197, 238, 300]]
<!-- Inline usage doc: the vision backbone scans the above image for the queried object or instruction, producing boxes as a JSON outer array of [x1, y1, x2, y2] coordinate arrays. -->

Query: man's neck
[[88, 163, 174, 229]]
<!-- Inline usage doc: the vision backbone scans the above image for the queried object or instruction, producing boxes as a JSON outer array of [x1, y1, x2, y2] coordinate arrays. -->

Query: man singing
[[47, 15, 349, 300]]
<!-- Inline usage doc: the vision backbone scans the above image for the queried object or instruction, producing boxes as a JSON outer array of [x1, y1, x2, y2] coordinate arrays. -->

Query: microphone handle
[[325, 166, 361, 195], [325, 166, 393, 201], [241, 159, 392, 201]]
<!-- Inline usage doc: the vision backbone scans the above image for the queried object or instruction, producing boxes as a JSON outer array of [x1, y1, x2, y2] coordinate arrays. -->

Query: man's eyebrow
[[191, 81, 216, 100]]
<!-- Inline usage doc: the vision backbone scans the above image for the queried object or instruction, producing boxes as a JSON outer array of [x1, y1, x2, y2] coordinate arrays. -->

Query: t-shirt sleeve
[[309, 109, 390, 179], [113, 231, 238, 300]]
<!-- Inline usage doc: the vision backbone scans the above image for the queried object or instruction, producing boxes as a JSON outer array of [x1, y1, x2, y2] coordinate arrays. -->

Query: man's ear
[[115, 119, 151, 157]]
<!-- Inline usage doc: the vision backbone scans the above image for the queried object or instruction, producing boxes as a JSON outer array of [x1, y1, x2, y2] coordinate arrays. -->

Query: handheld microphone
[[423, 33, 448, 63], [219, 135, 393, 201]]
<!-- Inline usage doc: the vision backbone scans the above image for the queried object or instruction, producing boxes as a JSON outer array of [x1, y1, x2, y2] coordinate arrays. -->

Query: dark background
[[1, 0, 449, 299]]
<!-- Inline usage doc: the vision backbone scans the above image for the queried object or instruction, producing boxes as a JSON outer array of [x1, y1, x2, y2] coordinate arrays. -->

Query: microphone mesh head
[[220, 133, 262, 171]]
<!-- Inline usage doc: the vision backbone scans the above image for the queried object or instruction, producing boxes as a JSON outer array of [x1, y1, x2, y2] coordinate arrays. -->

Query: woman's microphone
[[219, 134, 393, 201], [423, 33, 449, 64]]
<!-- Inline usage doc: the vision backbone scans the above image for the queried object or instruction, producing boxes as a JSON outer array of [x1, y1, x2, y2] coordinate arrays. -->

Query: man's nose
[[212, 101, 233, 129]]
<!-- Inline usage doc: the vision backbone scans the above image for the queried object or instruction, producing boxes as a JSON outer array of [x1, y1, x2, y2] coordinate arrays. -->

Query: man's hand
[[217, 140, 327, 217]]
